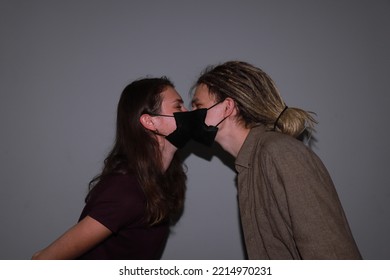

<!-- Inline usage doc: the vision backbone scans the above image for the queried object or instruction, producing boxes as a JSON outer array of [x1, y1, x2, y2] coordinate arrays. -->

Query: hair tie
[[273, 106, 288, 130]]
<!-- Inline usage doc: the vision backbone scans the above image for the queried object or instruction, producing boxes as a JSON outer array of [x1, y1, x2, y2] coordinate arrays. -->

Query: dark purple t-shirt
[[77, 173, 169, 260]]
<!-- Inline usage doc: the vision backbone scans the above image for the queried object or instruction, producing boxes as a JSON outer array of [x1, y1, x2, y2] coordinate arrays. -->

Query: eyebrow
[[191, 97, 201, 106], [172, 98, 184, 104]]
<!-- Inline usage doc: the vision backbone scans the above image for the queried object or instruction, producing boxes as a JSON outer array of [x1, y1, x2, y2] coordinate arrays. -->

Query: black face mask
[[151, 111, 193, 149], [189, 102, 227, 146]]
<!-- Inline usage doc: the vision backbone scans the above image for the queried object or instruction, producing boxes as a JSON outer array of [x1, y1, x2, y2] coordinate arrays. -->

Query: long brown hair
[[88, 77, 186, 225], [195, 61, 317, 137]]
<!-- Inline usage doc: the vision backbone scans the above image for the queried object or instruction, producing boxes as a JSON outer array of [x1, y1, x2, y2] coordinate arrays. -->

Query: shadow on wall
[[180, 140, 236, 172], [179, 140, 247, 258]]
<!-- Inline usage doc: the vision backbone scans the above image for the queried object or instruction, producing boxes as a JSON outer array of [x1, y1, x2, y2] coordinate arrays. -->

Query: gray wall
[[1, 1, 389, 260]]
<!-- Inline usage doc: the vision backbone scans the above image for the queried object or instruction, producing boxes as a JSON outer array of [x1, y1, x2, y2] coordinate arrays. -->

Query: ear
[[224, 97, 236, 117], [139, 114, 156, 131]]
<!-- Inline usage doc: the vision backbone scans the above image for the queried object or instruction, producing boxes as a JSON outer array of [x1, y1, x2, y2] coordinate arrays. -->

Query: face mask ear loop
[[146, 114, 174, 137], [207, 99, 228, 128], [148, 113, 175, 118], [207, 99, 225, 110], [215, 116, 228, 127]]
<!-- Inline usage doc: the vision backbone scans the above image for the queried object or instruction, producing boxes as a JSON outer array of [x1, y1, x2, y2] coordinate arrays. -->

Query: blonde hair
[[195, 61, 317, 137]]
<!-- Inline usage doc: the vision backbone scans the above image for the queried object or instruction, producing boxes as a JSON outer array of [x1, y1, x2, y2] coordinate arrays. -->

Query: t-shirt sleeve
[[85, 174, 145, 233]]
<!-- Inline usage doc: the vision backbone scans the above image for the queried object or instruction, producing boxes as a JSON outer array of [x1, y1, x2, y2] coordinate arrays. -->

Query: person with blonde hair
[[191, 61, 361, 259]]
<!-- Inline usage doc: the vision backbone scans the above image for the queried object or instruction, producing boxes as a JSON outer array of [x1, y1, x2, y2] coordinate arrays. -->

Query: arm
[[32, 215, 112, 260], [267, 142, 361, 259]]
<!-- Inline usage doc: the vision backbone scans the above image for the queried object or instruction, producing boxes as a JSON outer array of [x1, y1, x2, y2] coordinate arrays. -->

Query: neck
[[158, 137, 177, 172], [216, 121, 250, 158]]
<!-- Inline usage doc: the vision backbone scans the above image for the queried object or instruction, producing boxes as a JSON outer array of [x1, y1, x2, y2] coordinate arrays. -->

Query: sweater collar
[[235, 124, 267, 172]]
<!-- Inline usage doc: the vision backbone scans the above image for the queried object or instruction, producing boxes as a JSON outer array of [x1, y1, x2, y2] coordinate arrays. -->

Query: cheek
[[156, 118, 177, 135], [165, 118, 178, 132]]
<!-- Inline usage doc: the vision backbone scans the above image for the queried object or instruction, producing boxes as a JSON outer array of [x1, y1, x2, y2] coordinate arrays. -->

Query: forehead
[[161, 86, 182, 102], [192, 84, 216, 104]]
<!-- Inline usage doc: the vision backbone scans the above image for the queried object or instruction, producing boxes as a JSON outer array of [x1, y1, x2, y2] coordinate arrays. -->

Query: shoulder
[[98, 173, 139, 187], [255, 130, 330, 178], [82, 173, 146, 232], [89, 173, 144, 204], [237, 125, 313, 170], [254, 129, 310, 157], [249, 128, 326, 171]]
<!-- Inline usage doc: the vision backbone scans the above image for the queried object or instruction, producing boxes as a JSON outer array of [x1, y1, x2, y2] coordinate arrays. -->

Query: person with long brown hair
[[190, 61, 361, 259], [32, 77, 187, 259]]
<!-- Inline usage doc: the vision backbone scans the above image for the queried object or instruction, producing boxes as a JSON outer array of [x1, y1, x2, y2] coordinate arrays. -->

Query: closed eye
[[191, 101, 203, 109]]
